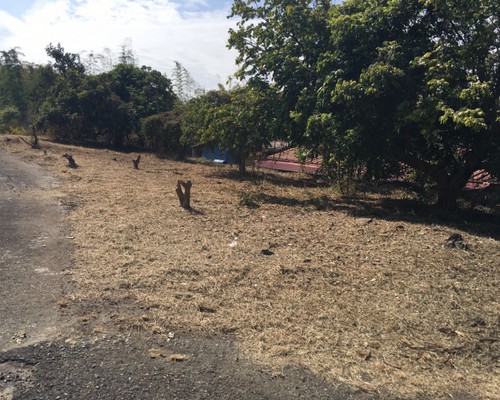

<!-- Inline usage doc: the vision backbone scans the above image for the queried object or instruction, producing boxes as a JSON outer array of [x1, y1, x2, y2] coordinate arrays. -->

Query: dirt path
[[0, 149, 394, 400]]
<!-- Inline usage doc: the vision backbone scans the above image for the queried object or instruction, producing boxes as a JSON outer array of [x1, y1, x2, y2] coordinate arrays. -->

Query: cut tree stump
[[133, 154, 141, 169], [31, 127, 40, 149], [176, 180, 192, 209], [62, 153, 78, 168]]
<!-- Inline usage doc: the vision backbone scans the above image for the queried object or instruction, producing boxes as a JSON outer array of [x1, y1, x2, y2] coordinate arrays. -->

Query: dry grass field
[[2, 136, 499, 399]]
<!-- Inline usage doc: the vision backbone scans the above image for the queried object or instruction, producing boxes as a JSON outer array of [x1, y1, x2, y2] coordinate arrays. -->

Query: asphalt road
[[0, 149, 72, 351], [0, 148, 397, 400]]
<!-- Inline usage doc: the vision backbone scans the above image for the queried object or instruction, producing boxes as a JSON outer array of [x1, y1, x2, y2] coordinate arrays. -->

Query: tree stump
[[31, 126, 40, 149], [133, 154, 141, 169], [62, 153, 78, 168], [176, 180, 192, 209]]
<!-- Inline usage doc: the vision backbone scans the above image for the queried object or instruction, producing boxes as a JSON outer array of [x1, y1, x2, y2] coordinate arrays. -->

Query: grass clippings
[[2, 136, 499, 399]]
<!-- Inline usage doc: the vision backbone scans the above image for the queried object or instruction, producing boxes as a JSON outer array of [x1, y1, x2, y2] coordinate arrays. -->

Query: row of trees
[[1, 0, 499, 209], [0, 43, 284, 169], [0, 44, 177, 148]]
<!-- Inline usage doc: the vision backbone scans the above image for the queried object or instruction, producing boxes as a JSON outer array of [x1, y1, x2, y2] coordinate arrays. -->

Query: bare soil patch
[[2, 136, 499, 399]]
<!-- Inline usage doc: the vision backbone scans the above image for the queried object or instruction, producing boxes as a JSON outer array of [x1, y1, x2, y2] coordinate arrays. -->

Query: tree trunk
[[176, 180, 192, 209], [435, 169, 476, 211], [436, 183, 461, 211], [238, 159, 246, 174], [398, 149, 477, 211], [31, 126, 40, 149]]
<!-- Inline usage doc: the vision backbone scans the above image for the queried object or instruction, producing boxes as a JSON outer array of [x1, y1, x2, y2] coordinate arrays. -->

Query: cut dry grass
[[2, 135, 499, 399]]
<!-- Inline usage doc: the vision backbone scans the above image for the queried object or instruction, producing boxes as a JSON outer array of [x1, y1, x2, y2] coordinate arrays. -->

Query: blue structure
[[201, 147, 230, 163]]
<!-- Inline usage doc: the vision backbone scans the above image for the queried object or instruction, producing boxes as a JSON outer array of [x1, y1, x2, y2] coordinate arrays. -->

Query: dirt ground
[[1, 143, 365, 400], [1, 135, 498, 400]]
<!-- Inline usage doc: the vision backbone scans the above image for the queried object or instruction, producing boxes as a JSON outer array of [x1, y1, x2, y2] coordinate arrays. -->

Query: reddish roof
[[256, 148, 322, 174], [257, 159, 321, 174], [466, 170, 499, 189]]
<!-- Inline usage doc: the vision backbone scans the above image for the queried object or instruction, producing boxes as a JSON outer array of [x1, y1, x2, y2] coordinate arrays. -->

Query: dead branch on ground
[[19, 129, 40, 149]]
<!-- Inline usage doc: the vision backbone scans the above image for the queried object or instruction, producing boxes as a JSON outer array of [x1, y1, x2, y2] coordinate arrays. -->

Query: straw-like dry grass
[[2, 136, 499, 399]]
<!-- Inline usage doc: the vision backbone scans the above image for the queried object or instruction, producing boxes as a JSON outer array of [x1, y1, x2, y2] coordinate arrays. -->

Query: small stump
[[133, 154, 141, 169], [31, 127, 40, 149], [176, 180, 192, 209], [62, 153, 78, 168]]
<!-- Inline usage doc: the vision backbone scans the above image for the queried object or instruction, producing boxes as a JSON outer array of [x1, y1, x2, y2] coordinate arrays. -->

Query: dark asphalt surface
[[0, 148, 415, 400], [0, 333, 390, 400], [0, 149, 72, 350]]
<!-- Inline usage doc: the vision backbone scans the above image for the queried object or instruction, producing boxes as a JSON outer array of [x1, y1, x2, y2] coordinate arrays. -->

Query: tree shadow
[[186, 207, 205, 216], [355, 196, 499, 240], [206, 168, 329, 189], [242, 188, 500, 240], [252, 193, 334, 211]]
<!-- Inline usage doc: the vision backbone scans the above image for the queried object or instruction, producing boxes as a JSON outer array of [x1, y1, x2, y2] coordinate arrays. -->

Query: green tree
[[45, 43, 85, 78], [229, 0, 332, 141], [141, 108, 187, 158], [182, 82, 282, 173], [24, 64, 58, 125], [38, 45, 175, 147], [106, 64, 176, 145], [0, 48, 27, 122], [35, 44, 87, 140], [181, 89, 231, 147], [0, 106, 21, 133], [229, 0, 500, 209], [209, 83, 282, 173]]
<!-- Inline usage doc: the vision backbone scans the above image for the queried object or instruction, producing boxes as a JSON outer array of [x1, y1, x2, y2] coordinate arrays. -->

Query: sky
[[0, 0, 239, 90]]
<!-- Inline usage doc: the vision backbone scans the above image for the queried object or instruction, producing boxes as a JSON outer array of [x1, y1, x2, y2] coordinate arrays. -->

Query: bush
[[0, 106, 21, 133], [140, 110, 187, 158]]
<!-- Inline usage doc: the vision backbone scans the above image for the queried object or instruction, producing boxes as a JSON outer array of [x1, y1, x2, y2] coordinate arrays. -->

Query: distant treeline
[[0, 44, 193, 157]]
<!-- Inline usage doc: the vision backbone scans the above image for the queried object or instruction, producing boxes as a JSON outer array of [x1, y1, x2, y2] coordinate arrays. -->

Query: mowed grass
[[2, 136, 499, 399]]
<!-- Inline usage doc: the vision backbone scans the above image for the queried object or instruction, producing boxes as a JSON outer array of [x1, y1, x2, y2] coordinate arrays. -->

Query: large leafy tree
[[35, 68, 128, 145], [181, 89, 232, 147], [106, 64, 176, 144], [0, 44, 177, 149], [229, 0, 332, 141], [208, 82, 282, 173], [229, 0, 500, 209], [35, 44, 91, 141], [182, 82, 282, 173], [24, 64, 58, 125]]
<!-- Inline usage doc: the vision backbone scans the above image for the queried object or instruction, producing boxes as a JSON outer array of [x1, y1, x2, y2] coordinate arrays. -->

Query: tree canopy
[[182, 82, 283, 173], [229, 0, 500, 209], [29, 45, 177, 147]]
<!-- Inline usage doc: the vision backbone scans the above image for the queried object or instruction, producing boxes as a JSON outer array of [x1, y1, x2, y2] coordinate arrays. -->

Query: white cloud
[[0, 10, 25, 33], [0, 0, 239, 89]]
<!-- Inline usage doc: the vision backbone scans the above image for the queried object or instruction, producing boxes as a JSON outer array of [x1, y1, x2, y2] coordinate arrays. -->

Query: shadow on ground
[[0, 332, 402, 400], [232, 176, 500, 241]]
